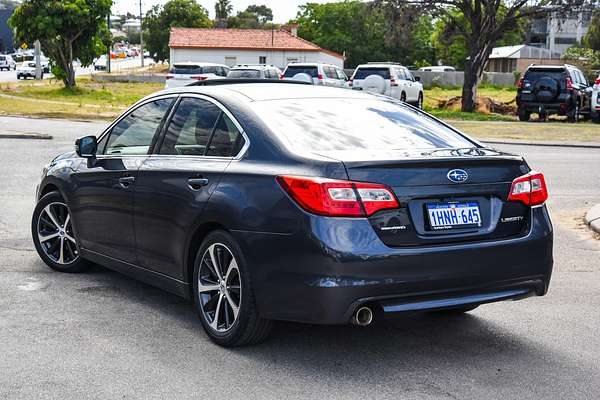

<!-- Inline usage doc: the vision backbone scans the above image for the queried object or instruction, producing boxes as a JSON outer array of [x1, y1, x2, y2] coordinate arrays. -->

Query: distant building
[[122, 18, 141, 34], [168, 27, 344, 69], [528, 10, 592, 56], [486, 45, 562, 73], [0, 8, 15, 53]]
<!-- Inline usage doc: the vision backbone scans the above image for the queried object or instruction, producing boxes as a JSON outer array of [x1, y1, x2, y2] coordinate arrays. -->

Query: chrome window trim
[[96, 92, 249, 161]]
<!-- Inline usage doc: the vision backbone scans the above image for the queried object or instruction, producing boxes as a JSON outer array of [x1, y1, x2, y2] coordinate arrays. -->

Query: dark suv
[[516, 64, 592, 122]]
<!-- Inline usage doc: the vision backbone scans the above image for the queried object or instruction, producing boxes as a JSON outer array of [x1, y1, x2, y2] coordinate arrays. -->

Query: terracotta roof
[[169, 28, 344, 60]]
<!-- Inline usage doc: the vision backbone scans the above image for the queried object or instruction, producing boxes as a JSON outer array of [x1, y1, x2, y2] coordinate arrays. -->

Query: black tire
[[416, 92, 423, 109], [430, 305, 479, 315], [31, 191, 90, 273], [592, 110, 600, 123], [400, 92, 407, 102], [192, 230, 272, 347], [538, 111, 547, 122], [518, 109, 530, 122]]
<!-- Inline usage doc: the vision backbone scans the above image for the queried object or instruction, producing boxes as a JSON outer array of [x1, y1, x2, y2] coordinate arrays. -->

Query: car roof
[[172, 62, 228, 67], [286, 63, 336, 67], [151, 83, 374, 103], [356, 64, 404, 69]]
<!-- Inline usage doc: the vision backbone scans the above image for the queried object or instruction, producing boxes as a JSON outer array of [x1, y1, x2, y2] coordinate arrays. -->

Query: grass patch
[[424, 85, 517, 109], [426, 109, 515, 122]]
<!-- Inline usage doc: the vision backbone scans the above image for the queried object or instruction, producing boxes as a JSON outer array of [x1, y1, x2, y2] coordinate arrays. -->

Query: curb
[[482, 139, 600, 149], [585, 204, 600, 235], [0, 133, 53, 140]]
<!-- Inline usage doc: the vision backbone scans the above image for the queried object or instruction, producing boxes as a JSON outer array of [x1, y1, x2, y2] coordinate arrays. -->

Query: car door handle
[[188, 178, 209, 191], [119, 176, 135, 188]]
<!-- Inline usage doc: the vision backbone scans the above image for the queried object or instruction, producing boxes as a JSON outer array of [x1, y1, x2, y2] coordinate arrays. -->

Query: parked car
[[32, 82, 552, 347], [165, 62, 229, 89], [419, 66, 456, 72], [282, 63, 348, 87], [0, 54, 16, 71], [94, 55, 108, 71], [591, 74, 600, 123], [350, 63, 424, 108], [227, 64, 282, 80], [516, 64, 592, 122], [16, 61, 42, 80], [40, 56, 50, 73]]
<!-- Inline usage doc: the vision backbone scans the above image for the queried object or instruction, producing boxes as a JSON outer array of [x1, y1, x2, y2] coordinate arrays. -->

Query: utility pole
[[139, 0, 144, 68], [34, 40, 42, 80], [107, 13, 111, 73]]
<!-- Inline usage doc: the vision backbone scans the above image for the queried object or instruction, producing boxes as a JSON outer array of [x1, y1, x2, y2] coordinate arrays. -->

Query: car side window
[[159, 98, 221, 156], [577, 70, 587, 86], [336, 68, 348, 81], [395, 68, 405, 80], [405, 70, 415, 82], [206, 113, 244, 157], [103, 98, 173, 156]]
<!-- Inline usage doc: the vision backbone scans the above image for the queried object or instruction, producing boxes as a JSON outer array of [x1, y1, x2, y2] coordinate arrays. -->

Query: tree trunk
[[64, 41, 76, 88], [461, 44, 494, 112]]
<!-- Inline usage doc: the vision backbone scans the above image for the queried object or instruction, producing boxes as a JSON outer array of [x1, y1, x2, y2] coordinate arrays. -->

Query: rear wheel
[[518, 109, 530, 121], [400, 92, 406, 102], [31, 191, 90, 273], [592, 110, 600, 123], [192, 230, 271, 347], [567, 101, 580, 123], [416, 92, 423, 109], [538, 111, 547, 122]]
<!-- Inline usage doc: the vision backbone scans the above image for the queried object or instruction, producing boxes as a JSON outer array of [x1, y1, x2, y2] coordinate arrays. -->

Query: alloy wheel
[[37, 202, 79, 265], [198, 243, 242, 333]]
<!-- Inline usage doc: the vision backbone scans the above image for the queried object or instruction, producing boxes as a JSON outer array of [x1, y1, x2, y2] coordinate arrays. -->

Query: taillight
[[317, 74, 324, 80], [277, 176, 399, 217], [191, 75, 208, 81], [507, 171, 548, 206], [279, 74, 284, 80], [166, 74, 174, 80], [390, 79, 398, 87], [348, 78, 353, 87], [566, 78, 573, 90], [594, 78, 600, 86], [517, 78, 524, 88]]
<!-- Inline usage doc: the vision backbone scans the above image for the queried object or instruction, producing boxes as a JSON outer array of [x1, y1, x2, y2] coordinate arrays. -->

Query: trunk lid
[[316, 148, 532, 247]]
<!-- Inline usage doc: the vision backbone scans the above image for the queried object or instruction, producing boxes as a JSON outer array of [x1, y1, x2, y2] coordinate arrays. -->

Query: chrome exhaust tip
[[351, 306, 373, 327]]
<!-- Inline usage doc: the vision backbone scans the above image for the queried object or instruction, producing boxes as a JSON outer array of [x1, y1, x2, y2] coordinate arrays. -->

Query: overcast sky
[[112, 0, 340, 23]]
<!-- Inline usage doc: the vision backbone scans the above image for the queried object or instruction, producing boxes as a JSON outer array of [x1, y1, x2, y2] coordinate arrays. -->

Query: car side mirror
[[75, 135, 98, 158], [414, 76, 421, 82]]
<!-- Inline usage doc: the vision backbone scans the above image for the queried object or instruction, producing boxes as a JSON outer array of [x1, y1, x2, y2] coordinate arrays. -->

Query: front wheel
[[31, 191, 90, 273], [192, 230, 272, 347], [416, 92, 423, 109]]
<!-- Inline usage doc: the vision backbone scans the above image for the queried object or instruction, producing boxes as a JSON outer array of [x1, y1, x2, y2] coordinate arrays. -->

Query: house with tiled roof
[[168, 26, 345, 69]]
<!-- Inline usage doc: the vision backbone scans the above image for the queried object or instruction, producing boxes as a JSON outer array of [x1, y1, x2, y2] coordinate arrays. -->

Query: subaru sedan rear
[[32, 84, 553, 347]]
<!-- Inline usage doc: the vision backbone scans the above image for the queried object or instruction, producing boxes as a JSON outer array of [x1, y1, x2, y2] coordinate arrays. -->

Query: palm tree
[[215, 0, 233, 27]]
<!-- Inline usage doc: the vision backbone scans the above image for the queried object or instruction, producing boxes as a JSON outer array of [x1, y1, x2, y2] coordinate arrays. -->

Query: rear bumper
[[517, 102, 571, 114], [234, 205, 553, 325]]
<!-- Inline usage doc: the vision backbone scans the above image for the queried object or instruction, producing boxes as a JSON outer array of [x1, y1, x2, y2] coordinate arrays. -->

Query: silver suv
[[282, 63, 348, 87], [227, 64, 282, 80], [0, 55, 16, 71], [350, 63, 424, 108]]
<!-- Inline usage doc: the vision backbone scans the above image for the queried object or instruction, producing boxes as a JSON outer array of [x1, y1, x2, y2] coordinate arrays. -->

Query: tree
[[144, 0, 212, 63], [584, 10, 600, 51], [227, 4, 274, 29], [215, 0, 233, 27], [377, 0, 598, 112], [293, 1, 434, 68], [9, 0, 111, 88]]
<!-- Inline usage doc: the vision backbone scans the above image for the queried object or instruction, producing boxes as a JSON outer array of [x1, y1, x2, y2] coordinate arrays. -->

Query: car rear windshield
[[250, 98, 474, 152], [0, 56, 5, 61], [228, 69, 261, 79], [353, 67, 391, 80], [284, 66, 318, 78], [170, 65, 217, 75], [524, 69, 565, 83]]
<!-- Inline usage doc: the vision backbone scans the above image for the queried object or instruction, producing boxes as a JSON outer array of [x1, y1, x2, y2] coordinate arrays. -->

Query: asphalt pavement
[[0, 116, 599, 399]]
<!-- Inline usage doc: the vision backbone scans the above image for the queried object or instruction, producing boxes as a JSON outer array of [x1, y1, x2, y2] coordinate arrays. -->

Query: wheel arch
[[184, 221, 230, 288]]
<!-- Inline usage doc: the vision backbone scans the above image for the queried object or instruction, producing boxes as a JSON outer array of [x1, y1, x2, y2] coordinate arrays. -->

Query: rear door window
[[284, 66, 318, 78], [324, 66, 337, 79], [159, 98, 221, 156], [354, 68, 391, 80], [228, 69, 261, 79], [170, 65, 202, 75], [206, 114, 244, 157]]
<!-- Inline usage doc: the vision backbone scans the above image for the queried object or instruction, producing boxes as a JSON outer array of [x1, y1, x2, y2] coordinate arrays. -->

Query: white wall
[[169, 48, 343, 69]]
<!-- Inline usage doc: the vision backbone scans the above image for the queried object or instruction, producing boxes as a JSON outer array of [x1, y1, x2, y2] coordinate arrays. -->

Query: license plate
[[426, 202, 481, 230]]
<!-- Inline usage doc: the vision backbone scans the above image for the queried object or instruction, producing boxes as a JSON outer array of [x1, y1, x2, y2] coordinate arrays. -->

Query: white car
[[0, 54, 16, 71], [227, 64, 282, 80], [165, 62, 230, 89], [419, 65, 456, 72], [94, 55, 108, 71], [592, 74, 600, 123], [350, 63, 424, 108], [282, 63, 348, 87], [17, 61, 42, 80]]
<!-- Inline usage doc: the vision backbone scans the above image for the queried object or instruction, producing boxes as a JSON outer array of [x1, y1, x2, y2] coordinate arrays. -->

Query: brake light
[[348, 78, 353, 87], [166, 74, 174, 80], [390, 79, 399, 87], [317, 74, 324, 80], [566, 77, 573, 90], [277, 176, 399, 217], [507, 171, 548, 206], [595, 78, 600, 86], [191, 75, 208, 81], [279, 74, 284, 80], [517, 78, 524, 88]]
